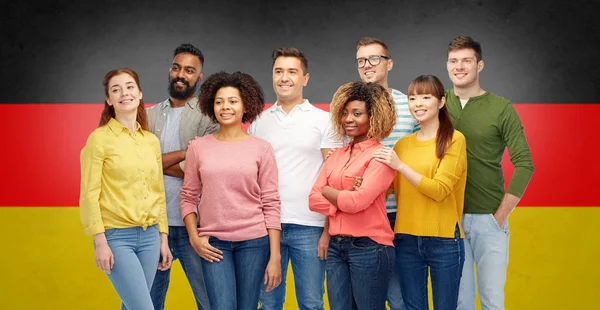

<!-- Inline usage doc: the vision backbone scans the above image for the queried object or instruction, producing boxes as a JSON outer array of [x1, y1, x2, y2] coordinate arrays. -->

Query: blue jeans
[[386, 212, 405, 310], [259, 224, 325, 310], [457, 214, 509, 310], [326, 236, 394, 310], [150, 226, 210, 310], [201, 235, 270, 310], [102, 225, 160, 310], [395, 225, 465, 310]]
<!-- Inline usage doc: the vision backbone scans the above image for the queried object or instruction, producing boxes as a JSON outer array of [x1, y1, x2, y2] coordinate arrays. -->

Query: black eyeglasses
[[356, 55, 390, 68]]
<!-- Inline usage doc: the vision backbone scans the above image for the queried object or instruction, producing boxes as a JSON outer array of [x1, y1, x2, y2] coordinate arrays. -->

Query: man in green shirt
[[445, 36, 534, 310]]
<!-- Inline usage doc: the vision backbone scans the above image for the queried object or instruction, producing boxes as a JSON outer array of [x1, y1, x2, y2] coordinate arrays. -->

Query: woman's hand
[[352, 176, 362, 190], [158, 233, 173, 271], [94, 233, 114, 274], [263, 258, 282, 292], [372, 147, 403, 171], [190, 235, 223, 263]]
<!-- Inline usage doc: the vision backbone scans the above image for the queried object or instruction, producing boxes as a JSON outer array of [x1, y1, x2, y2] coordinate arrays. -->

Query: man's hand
[[493, 212, 508, 229], [324, 148, 337, 160], [317, 231, 330, 260]]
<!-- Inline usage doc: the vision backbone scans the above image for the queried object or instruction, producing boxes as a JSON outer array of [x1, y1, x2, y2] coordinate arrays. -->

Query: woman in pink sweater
[[179, 71, 282, 310], [309, 81, 397, 310]]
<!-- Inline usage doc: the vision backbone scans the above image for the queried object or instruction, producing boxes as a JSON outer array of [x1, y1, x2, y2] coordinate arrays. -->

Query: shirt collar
[[270, 99, 312, 113], [107, 118, 144, 136], [348, 138, 379, 151], [162, 97, 197, 110]]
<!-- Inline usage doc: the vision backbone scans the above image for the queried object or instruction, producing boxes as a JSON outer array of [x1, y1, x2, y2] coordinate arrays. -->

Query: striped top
[[381, 88, 420, 212]]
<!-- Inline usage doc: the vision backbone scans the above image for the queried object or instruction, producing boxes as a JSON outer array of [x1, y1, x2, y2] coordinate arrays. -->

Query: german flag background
[[1, 0, 599, 309]]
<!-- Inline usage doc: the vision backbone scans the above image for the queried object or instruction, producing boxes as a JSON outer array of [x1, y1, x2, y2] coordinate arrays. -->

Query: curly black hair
[[198, 71, 265, 124]]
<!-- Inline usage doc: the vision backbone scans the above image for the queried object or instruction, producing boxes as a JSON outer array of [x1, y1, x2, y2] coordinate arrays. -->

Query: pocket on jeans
[[351, 237, 381, 250], [104, 228, 118, 238], [433, 224, 461, 242], [489, 214, 508, 232], [432, 236, 459, 242]]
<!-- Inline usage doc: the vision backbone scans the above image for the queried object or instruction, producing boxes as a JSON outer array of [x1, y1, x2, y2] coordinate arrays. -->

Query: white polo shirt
[[248, 100, 342, 227]]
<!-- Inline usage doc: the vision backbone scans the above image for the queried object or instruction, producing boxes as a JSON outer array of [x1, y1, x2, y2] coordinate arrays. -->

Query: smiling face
[[169, 52, 203, 100], [356, 44, 393, 86], [408, 93, 445, 124], [447, 48, 484, 89], [105, 73, 142, 116], [272, 56, 309, 103], [341, 100, 370, 143], [214, 86, 245, 127]]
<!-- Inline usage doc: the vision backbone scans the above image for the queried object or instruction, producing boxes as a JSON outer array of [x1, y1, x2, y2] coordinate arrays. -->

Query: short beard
[[169, 78, 197, 100]]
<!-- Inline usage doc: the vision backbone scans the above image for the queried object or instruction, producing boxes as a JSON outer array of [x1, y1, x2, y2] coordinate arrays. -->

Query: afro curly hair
[[198, 71, 265, 124]]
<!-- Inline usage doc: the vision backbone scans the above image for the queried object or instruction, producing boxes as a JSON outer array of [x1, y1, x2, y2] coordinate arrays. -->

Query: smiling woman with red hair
[[80, 68, 172, 309]]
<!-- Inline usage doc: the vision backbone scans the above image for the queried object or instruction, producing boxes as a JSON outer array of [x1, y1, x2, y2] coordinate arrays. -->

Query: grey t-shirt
[[160, 107, 185, 226]]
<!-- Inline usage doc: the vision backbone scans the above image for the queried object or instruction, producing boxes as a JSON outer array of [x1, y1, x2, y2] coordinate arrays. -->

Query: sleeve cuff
[[84, 223, 105, 236], [266, 223, 282, 230], [180, 207, 197, 222]]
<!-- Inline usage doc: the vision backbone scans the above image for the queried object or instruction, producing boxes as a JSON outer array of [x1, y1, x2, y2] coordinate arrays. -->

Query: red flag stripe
[[0, 103, 597, 207]]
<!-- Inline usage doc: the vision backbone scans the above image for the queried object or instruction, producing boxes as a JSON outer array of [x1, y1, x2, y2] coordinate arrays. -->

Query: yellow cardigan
[[392, 131, 467, 238]]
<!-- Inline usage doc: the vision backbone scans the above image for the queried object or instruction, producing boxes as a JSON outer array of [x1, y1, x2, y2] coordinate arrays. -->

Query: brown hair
[[198, 71, 264, 124], [407, 75, 454, 158], [448, 36, 482, 62], [329, 81, 396, 141], [356, 37, 391, 57], [272, 47, 308, 74], [99, 68, 148, 130]]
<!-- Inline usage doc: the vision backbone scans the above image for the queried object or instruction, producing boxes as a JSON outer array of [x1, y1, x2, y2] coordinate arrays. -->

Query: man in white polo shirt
[[249, 47, 342, 310]]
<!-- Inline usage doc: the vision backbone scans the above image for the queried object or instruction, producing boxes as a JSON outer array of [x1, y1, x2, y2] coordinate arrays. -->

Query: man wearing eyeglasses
[[355, 37, 419, 310]]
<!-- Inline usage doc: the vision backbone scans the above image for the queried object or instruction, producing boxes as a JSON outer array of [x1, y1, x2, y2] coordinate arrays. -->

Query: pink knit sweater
[[180, 134, 281, 241]]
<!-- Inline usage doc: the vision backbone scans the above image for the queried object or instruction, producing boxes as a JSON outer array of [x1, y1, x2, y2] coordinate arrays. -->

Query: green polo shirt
[[446, 89, 534, 214]]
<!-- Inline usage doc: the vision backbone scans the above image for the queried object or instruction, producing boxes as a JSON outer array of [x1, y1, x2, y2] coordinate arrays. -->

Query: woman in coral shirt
[[309, 81, 397, 310]]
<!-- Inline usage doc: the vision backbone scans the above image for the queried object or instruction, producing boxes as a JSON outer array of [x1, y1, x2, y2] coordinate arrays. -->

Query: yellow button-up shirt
[[80, 118, 168, 236]]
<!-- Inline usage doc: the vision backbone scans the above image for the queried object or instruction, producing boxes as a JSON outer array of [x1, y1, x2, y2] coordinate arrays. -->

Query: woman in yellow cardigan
[[372, 75, 467, 310]]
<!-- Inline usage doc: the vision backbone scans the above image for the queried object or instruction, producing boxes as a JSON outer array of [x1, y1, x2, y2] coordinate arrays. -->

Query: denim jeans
[[326, 236, 394, 310], [457, 214, 510, 310], [259, 224, 325, 310], [395, 225, 465, 310], [201, 235, 270, 310], [386, 212, 405, 310], [102, 225, 160, 310], [150, 226, 210, 310]]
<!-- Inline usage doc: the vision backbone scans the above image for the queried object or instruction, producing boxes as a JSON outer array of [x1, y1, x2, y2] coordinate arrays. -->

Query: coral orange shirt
[[309, 138, 396, 246]]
